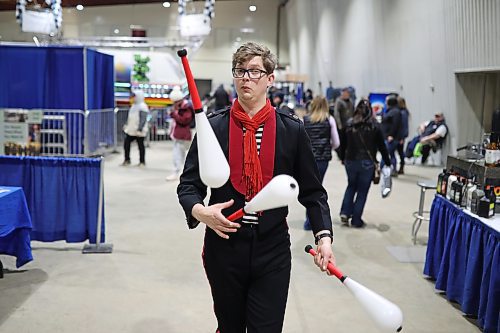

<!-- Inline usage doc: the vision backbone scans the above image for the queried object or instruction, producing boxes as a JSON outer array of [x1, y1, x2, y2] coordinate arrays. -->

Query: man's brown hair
[[232, 42, 277, 74]]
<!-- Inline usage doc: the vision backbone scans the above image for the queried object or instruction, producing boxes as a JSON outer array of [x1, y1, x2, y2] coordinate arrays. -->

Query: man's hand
[[191, 200, 240, 239], [314, 237, 335, 274]]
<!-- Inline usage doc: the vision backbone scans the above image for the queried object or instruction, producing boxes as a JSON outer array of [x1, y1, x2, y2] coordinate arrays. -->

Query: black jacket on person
[[340, 120, 391, 166], [177, 107, 333, 236], [381, 106, 402, 139]]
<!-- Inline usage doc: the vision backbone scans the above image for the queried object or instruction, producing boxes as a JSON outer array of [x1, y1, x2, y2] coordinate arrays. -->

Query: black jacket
[[340, 120, 391, 166], [177, 108, 333, 236], [381, 107, 402, 139]]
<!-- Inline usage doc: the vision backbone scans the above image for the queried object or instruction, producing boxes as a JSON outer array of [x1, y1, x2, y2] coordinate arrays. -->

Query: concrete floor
[[0, 141, 480, 333]]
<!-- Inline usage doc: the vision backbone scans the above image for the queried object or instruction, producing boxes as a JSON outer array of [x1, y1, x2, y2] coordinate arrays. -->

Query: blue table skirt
[[0, 155, 105, 244], [0, 186, 33, 267], [424, 195, 499, 333]]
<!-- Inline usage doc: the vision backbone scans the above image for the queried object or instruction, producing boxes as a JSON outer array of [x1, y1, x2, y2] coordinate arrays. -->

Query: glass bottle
[[446, 174, 458, 201], [470, 188, 485, 214], [464, 177, 477, 210], [437, 169, 446, 195]]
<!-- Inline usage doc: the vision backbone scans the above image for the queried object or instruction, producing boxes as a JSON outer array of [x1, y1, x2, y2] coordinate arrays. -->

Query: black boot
[[398, 166, 404, 175]]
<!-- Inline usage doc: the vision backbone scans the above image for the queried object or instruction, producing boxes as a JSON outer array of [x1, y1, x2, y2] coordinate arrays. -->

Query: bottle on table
[[464, 177, 477, 210], [446, 174, 458, 201], [477, 195, 495, 218], [470, 188, 485, 214], [437, 169, 447, 195]]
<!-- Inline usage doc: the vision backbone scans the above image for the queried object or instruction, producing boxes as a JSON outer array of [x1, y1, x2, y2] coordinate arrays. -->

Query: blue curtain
[[0, 156, 105, 243], [0, 45, 84, 109], [424, 195, 499, 333], [86, 49, 114, 110], [85, 49, 115, 152]]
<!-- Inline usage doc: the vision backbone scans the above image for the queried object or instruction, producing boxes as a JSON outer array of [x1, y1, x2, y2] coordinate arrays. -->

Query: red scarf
[[230, 99, 274, 200]]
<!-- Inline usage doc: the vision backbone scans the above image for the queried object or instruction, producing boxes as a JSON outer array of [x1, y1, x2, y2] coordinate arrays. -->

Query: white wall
[[285, 0, 500, 152]]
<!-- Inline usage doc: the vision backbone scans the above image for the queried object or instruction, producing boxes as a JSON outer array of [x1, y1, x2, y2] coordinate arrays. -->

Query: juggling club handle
[[227, 208, 244, 221], [305, 245, 346, 281], [177, 49, 203, 112]]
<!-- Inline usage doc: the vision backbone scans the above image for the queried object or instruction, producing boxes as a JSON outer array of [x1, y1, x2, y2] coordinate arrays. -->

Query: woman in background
[[303, 95, 340, 230], [339, 99, 390, 228]]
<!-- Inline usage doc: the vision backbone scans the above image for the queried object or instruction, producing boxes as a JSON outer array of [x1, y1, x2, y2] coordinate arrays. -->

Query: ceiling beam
[[0, 0, 179, 11]]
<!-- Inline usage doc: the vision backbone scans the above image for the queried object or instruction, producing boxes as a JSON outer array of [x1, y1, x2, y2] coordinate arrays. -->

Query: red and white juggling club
[[305, 245, 403, 333], [177, 49, 230, 188], [227, 175, 299, 221]]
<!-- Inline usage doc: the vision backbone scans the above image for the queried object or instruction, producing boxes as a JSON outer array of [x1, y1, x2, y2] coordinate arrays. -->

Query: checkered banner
[[178, 0, 215, 19]]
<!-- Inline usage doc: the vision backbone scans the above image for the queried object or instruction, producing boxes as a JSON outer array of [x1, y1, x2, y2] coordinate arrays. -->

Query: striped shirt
[[241, 124, 264, 224]]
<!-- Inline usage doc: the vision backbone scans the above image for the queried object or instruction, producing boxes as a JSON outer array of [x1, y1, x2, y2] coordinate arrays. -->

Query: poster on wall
[[0, 109, 43, 156]]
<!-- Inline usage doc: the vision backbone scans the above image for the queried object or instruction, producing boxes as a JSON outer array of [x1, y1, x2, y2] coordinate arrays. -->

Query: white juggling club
[[305, 246, 403, 333], [227, 175, 299, 221], [177, 49, 230, 188]]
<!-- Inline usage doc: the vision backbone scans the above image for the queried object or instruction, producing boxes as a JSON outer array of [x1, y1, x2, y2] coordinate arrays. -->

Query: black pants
[[124, 134, 145, 163], [397, 141, 405, 167], [421, 144, 432, 164], [203, 224, 291, 333]]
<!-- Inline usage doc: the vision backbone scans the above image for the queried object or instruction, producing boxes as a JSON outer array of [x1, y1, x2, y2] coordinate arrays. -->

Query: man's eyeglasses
[[232, 68, 268, 79]]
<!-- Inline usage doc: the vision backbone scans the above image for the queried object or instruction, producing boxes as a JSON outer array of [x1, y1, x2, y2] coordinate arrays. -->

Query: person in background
[[177, 41, 335, 333], [272, 90, 294, 114], [166, 96, 194, 181], [121, 90, 149, 167], [303, 95, 340, 230], [396, 96, 410, 174], [418, 112, 448, 164], [380, 95, 401, 176], [334, 88, 354, 131], [213, 84, 231, 111], [339, 99, 391, 228]]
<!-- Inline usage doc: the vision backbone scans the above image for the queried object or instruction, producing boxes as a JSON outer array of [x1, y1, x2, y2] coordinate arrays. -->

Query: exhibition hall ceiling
[[0, 0, 237, 11]]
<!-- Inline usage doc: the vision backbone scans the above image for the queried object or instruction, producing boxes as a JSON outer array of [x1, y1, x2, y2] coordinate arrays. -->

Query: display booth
[[0, 45, 114, 155]]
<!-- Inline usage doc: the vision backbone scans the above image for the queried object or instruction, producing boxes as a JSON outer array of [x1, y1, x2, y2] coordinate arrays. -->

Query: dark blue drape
[[0, 45, 84, 109], [0, 187, 33, 268], [0, 45, 115, 155], [424, 195, 499, 333], [86, 49, 114, 110], [0, 156, 105, 244]]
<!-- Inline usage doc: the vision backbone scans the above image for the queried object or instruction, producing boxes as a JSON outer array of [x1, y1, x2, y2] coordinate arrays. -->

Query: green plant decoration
[[133, 54, 151, 82]]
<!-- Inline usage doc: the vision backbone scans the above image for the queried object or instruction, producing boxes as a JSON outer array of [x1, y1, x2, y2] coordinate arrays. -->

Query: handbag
[[356, 130, 381, 184]]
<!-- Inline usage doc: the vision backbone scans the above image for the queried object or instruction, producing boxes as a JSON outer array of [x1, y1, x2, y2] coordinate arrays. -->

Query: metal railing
[[1, 107, 173, 157], [115, 107, 172, 148]]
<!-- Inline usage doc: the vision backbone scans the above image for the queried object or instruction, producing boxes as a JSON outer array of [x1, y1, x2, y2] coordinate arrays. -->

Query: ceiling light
[[249, 5, 257, 12], [76, 4, 84, 11], [162, 2, 171, 8], [240, 28, 255, 33], [114, 29, 120, 34]]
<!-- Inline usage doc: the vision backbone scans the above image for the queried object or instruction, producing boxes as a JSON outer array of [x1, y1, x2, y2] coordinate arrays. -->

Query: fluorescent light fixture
[[76, 4, 84, 11], [162, 2, 171, 8], [240, 28, 255, 33], [249, 5, 257, 12], [114, 29, 120, 34]]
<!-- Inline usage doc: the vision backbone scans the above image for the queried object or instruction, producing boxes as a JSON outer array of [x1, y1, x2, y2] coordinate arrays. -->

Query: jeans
[[381, 140, 398, 171], [340, 159, 374, 227]]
